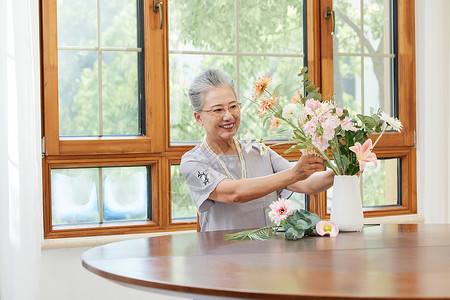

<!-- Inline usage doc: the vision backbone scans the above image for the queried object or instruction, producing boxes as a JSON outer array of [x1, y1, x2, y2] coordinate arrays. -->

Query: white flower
[[243, 134, 253, 153], [257, 142, 269, 156], [282, 103, 297, 119], [297, 105, 308, 126], [379, 111, 403, 132]]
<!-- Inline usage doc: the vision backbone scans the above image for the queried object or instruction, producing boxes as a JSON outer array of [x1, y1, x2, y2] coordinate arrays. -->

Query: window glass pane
[[168, 0, 235, 52], [57, 0, 97, 47], [239, 1, 303, 53], [326, 158, 400, 212], [333, 0, 396, 118], [333, 0, 361, 53], [363, 57, 394, 115], [171, 165, 196, 223], [363, 0, 393, 54], [362, 158, 399, 206], [102, 52, 139, 135], [51, 168, 99, 225], [333, 55, 361, 116], [58, 50, 99, 136], [169, 54, 236, 142], [101, 0, 137, 48], [51, 166, 150, 226], [103, 167, 148, 221], [57, 0, 143, 138], [168, 1, 305, 143]]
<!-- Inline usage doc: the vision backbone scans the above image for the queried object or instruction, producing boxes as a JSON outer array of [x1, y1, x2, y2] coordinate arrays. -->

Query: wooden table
[[82, 224, 450, 299]]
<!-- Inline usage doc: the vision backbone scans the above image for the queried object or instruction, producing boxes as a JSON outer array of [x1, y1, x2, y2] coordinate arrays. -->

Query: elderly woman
[[181, 68, 334, 231]]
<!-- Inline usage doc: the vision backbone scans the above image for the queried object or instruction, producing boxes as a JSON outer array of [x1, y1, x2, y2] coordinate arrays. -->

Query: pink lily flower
[[316, 221, 339, 237], [341, 116, 358, 132], [349, 139, 378, 170]]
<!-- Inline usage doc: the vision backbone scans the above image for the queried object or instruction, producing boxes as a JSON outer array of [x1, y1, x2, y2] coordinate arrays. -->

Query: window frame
[[308, 0, 416, 219], [40, 0, 416, 238]]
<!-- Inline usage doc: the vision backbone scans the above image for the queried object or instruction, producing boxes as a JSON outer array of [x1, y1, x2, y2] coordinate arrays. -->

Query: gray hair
[[188, 68, 237, 112]]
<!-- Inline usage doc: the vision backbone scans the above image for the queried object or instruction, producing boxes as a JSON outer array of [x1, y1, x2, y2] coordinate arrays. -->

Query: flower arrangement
[[249, 67, 403, 176], [225, 66, 403, 241], [225, 198, 339, 241]]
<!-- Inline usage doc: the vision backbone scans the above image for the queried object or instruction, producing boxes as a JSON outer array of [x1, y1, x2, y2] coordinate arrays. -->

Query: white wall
[[0, 0, 42, 299], [416, 0, 450, 223], [41, 247, 185, 300], [1, 1, 450, 300]]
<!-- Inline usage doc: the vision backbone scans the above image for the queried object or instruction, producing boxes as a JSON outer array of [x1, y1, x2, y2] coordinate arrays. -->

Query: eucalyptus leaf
[[305, 85, 316, 93], [285, 227, 305, 240], [306, 92, 315, 99], [295, 218, 309, 229], [361, 116, 377, 129], [302, 73, 310, 81], [298, 66, 307, 76]]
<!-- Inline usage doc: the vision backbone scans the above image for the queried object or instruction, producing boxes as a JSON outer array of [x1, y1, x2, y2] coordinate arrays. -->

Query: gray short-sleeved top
[[180, 141, 293, 231]]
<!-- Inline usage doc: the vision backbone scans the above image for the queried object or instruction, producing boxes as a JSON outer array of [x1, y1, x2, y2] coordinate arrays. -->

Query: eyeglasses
[[200, 102, 242, 117]]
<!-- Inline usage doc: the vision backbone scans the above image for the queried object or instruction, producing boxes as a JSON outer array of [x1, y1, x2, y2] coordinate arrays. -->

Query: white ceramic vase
[[330, 175, 364, 231]]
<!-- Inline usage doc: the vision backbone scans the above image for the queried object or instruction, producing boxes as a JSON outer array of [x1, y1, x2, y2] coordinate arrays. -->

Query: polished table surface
[[82, 224, 450, 299]]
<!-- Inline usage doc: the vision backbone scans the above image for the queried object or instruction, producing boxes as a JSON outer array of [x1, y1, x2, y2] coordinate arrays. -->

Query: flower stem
[[315, 147, 340, 175], [371, 125, 387, 150]]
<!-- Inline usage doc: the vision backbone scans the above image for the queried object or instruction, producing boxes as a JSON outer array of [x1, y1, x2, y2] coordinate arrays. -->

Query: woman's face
[[194, 85, 240, 144]]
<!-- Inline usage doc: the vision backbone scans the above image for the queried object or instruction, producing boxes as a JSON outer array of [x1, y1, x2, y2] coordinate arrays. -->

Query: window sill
[[41, 230, 196, 250], [364, 214, 424, 225]]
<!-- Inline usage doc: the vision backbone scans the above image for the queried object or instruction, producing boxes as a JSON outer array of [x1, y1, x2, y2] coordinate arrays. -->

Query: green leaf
[[315, 93, 323, 101], [224, 225, 278, 241], [354, 131, 366, 144], [302, 73, 310, 82], [306, 92, 315, 99], [273, 84, 282, 97], [283, 209, 321, 240], [298, 66, 308, 76], [298, 209, 321, 227], [357, 115, 377, 129], [285, 143, 303, 153], [339, 155, 351, 171], [345, 130, 355, 148], [295, 218, 309, 229], [347, 164, 360, 176], [305, 85, 315, 93], [285, 227, 304, 240], [262, 117, 270, 128], [343, 109, 350, 118]]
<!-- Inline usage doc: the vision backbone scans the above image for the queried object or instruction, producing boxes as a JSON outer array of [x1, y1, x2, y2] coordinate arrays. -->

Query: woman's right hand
[[292, 154, 326, 181]]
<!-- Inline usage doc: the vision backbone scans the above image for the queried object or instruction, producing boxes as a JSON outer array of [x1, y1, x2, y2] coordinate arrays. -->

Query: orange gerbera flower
[[269, 117, 280, 130], [257, 94, 279, 116], [291, 91, 302, 103], [252, 74, 272, 98]]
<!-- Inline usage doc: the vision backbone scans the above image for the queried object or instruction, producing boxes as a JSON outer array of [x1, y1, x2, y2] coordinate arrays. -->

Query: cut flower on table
[[225, 198, 339, 241]]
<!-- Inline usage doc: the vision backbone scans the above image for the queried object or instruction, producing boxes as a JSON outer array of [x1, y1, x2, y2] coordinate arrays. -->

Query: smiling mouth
[[220, 123, 235, 129]]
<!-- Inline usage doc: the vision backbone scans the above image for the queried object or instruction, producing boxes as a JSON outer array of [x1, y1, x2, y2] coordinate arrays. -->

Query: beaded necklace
[[203, 138, 247, 180]]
